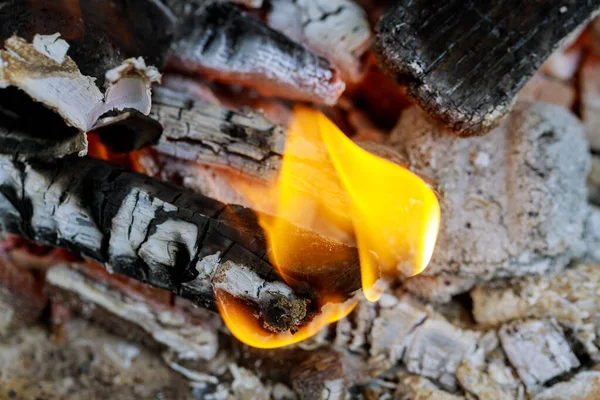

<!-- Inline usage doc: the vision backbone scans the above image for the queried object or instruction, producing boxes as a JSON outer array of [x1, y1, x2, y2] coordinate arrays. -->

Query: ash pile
[[0, 1, 600, 399]]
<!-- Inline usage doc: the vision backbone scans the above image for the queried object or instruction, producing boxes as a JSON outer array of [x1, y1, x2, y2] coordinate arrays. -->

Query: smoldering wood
[[46, 264, 221, 361], [498, 319, 581, 392], [267, 0, 371, 82], [0, 0, 176, 83], [167, 2, 345, 105], [0, 155, 316, 332], [373, 0, 600, 136], [150, 87, 285, 181], [389, 101, 590, 302], [395, 373, 465, 400], [0, 155, 364, 332]]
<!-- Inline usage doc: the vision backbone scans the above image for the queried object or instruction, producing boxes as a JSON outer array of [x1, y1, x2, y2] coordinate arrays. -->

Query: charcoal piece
[[92, 111, 163, 153], [168, 2, 345, 105], [373, 0, 600, 136]]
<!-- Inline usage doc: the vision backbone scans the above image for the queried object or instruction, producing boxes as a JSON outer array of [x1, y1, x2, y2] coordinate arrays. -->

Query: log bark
[[0, 155, 317, 332], [267, 0, 371, 82], [167, 2, 345, 105], [373, 0, 600, 136], [0, 155, 362, 332], [150, 87, 285, 181]]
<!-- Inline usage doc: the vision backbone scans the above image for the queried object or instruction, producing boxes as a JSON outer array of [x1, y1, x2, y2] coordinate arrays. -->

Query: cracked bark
[[373, 0, 600, 136], [0, 155, 360, 333], [167, 1, 345, 105]]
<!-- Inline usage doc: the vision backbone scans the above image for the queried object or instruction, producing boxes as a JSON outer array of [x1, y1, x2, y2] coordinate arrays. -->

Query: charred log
[[0, 155, 361, 332], [373, 0, 600, 136], [168, 2, 345, 105]]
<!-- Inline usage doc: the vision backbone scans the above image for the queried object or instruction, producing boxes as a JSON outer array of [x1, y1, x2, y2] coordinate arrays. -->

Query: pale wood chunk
[[402, 318, 480, 390], [499, 319, 580, 392]]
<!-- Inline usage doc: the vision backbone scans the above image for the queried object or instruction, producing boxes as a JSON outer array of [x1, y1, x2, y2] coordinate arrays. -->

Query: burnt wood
[[167, 2, 345, 105], [150, 87, 284, 181], [0, 0, 176, 83], [0, 155, 361, 332], [373, 0, 600, 136]]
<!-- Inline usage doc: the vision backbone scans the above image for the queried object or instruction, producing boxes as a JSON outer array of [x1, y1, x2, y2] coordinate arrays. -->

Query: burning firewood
[[373, 0, 600, 136], [167, 2, 346, 105], [0, 155, 366, 334]]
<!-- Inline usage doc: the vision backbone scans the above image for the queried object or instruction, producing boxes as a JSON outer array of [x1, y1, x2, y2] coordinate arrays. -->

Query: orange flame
[[219, 106, 440, 347]]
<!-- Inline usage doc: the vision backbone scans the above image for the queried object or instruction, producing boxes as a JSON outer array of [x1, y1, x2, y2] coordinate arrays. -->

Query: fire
[[219, 105, 440, 347]]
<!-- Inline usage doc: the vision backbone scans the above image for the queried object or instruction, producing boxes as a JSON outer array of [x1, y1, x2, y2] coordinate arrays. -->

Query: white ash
[[390, 101, 590, 302], [532, 371, 600, 400], [472, 261, 600, 360], [268, 0, 371, 82], [499, 319, 581, 392], [46, 265, 220, 361]]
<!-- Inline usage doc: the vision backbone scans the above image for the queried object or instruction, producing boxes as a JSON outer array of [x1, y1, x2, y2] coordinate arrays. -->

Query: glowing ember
[[220, 106, 440, 347]]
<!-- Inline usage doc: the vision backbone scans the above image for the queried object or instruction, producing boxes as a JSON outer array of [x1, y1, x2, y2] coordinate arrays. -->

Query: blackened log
[[0, 0, 176, 83], [373, 0, 600, 136], [0, 155, 361, 332], [150, 88, 284, 181], [168, 2, 345, 105]]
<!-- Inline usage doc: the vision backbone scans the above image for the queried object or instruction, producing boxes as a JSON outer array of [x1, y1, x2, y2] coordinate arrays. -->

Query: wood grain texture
[[0, 155, 312, 332], [373, 0, 600, 136], [168, 2, 345, 104]]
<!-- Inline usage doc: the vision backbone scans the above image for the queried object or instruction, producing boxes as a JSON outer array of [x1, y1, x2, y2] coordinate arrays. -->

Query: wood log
[[499, 319, 581, 392], [46, 263, 221, 361], [150, 87, 285, 181], [267, 0, 371, 82], [0, 155, 308, 332], [167, 2, 345, 105], [0, 155, 362, 332], [373, 0, 600, 136]]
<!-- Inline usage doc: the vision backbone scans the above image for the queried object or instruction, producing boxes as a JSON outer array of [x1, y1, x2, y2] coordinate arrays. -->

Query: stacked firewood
[[0, 1, 599, 399]]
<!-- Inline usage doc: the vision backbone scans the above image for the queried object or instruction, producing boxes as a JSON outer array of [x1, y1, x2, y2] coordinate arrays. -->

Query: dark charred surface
[[167, 2, 345, 105], [373, 0, 600, 136], [0, 155, 362, 331], [0, 0, 177, 83]]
